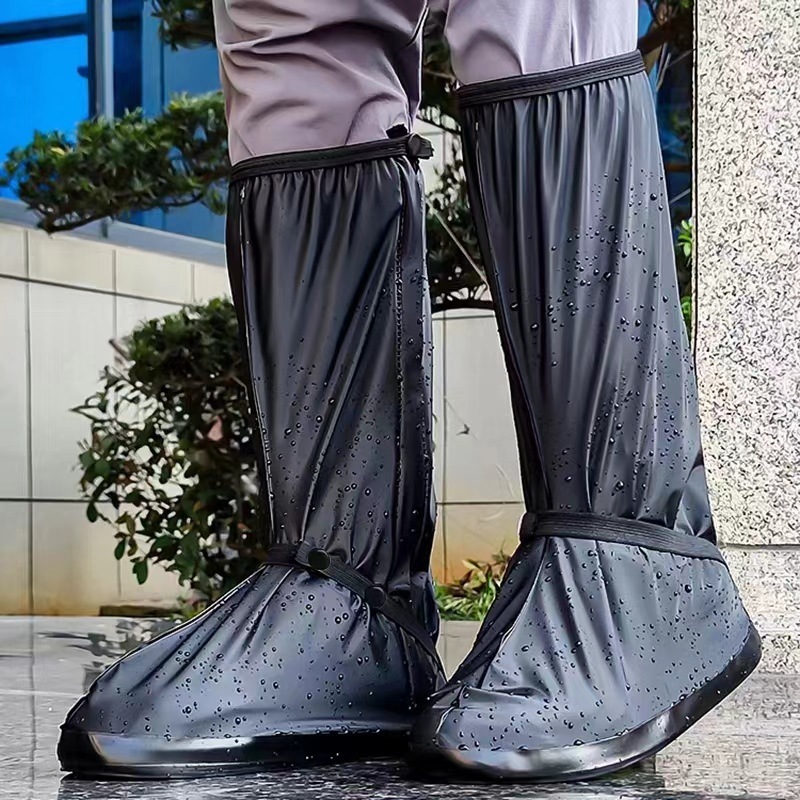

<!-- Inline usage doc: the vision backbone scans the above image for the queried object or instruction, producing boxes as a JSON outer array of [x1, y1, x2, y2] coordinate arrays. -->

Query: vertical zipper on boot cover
[[236, 183, 277, 537], [389, 161, 439, 665], [391, 174, 408, 591]]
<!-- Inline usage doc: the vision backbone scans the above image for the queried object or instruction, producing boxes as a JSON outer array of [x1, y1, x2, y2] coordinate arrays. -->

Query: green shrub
[[0, 94, 228, 234], [435, 553, 510, 621], [677, 219, 694, 333], [75, 296, 510, 616], [75, 299, 263, 608]]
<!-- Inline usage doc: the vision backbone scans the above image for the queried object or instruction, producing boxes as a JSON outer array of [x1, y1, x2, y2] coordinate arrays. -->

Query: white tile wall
[[0, 502, 30, 614], [115, 246, 193, 303], [115, 296, 182, 339], [0, 278, 29, 498], [438, 620, 479, 676], [443, 316, 522, 504], [440, 503, 523, 582], [419, 131, 446, 195], [4, 221, 530, 606], [119, 558, 182, 603], [444, 307, 494, 320], [32, 503, 120, 615], [0, 223, 26, 278], [432, 507, 446, 582], [432, 316, 445, 501], [413, 120, 444, 137], [193, 262, 231, 303], [29, 283, 115, 499], [28, 231, 113, 291], [415, 117, 448, 193]]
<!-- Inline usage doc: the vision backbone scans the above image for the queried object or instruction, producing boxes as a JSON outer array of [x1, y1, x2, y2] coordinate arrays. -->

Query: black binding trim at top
[[519, 511, 726, 564], [457, 51, 645, 107], [230, 134, 433, 183], [263, 543, 441, 664]]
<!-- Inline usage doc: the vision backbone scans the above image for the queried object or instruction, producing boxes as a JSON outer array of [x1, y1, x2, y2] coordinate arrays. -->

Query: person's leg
[[410, 0, 760, 781], [441, 0, 637, 82], [213, 0, 427, 161], [58, 1, 444, 779]]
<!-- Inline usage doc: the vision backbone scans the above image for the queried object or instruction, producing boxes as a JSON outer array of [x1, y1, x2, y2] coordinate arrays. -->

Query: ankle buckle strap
[[263, 543, 440, 663], [519, 511, 726, 564]]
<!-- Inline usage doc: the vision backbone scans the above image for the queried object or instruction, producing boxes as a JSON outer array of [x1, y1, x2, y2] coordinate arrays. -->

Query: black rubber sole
[[409, 624, 762, 783], [58, 728, 410, 780]]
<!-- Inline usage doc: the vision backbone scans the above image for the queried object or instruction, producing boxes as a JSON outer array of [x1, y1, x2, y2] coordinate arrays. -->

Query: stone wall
[[696, 0, 800, 671]]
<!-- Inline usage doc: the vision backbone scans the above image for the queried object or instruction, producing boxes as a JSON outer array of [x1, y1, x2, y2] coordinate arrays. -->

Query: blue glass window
[[113, 0, 143, 115], [0, 2, 90, 198], [134, 8, 225, 243], [0, 1, 87, 25]]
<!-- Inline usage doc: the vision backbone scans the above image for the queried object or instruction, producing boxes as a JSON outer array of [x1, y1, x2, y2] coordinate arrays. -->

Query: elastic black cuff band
[[230, 134, 433, 183], [457, 51, 645, 107], [519, 511, 725, 564], [263, 543, 441, 664]]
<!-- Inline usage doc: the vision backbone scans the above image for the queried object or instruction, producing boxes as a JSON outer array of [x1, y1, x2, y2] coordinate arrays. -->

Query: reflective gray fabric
[[57, 141, 444, 777], [409, 55, 759, 780]]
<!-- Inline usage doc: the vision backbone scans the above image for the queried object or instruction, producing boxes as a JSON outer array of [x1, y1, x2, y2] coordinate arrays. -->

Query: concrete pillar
[[697, 0, 800, 671]]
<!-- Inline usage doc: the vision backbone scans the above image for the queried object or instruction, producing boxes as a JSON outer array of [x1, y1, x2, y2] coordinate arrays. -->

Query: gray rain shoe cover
[[58, 134, 445, 778], [410, 53, 761, 781]]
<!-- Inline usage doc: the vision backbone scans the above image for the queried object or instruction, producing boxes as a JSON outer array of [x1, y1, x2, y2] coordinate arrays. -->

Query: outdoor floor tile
[[0, 616, 797, 800]]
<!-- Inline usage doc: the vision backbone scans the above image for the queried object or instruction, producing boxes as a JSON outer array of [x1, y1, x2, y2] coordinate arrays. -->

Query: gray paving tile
[[0, 617, 797, 800]]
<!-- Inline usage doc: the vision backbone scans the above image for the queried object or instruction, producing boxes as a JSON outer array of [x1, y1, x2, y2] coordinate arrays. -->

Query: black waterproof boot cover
[[58, 134, 444, 778], [410, 53, 760, 781]]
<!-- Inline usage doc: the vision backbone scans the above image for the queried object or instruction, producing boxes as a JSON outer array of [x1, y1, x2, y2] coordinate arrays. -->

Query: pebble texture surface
[[696, 1, 800, 543], [696, 0, 800, 658], [0, 617, 798, 800]]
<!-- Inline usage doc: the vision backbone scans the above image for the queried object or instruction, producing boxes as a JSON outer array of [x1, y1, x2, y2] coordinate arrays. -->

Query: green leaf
[[133, 560, 149, 585], [99, 434, 117, 453], [125, 489, 144, 505]]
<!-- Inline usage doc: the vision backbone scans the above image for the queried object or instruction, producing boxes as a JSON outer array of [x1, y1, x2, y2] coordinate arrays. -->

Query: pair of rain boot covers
[[58, 54, 760, 783]]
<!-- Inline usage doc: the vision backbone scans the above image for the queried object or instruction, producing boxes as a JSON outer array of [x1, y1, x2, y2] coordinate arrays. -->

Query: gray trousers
[[213, 1, 638, 164]]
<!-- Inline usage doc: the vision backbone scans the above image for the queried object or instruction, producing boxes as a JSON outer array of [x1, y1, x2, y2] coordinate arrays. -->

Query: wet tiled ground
[[1, 617, 797, 800]]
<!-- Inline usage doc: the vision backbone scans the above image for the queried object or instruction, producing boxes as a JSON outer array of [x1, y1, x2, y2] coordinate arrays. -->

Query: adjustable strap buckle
[[406, 134, 433, 160], [264, 543, 441, 664], [386, 125, 434, 162]]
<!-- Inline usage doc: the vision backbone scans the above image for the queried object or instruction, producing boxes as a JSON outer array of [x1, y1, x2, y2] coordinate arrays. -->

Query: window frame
[[0, 0, 225, 264]]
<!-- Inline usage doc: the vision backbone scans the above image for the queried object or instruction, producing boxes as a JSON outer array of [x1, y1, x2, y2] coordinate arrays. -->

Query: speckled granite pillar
[[697, 0, 800, 672]]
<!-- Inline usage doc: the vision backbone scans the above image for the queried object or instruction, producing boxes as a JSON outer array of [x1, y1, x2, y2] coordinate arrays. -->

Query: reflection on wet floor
[[1, 616, 798, 800]]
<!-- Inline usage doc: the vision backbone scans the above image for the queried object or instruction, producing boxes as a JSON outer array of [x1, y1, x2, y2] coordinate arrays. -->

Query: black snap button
[[364, 586, 386, 608], [307, 549, 331, 571]]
